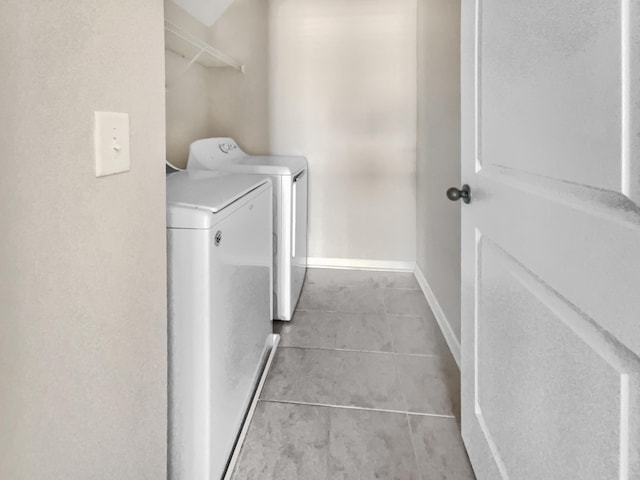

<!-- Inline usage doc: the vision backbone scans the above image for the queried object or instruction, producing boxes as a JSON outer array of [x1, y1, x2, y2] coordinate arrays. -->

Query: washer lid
[[222, 155, 307, 176], [166, 170, 269, 229], [187, 137, 307, 176]]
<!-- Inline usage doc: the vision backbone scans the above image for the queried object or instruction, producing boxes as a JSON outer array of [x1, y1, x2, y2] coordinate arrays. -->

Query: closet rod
[[164, 20, 244, 73]]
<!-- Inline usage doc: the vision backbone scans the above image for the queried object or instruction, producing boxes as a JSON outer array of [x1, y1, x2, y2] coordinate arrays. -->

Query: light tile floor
[[231, 269, 476, 480]]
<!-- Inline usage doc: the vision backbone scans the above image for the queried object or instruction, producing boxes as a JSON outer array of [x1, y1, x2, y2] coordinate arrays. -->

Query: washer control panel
[[218, 142, 238, 154], [187, 137, 246, 169]]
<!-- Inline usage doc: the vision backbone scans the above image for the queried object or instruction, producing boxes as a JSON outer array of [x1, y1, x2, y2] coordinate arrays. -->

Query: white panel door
[[460, 1, 640, 478]]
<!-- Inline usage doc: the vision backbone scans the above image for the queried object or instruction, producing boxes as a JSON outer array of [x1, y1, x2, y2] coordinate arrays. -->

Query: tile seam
[[277, 344, 442, 359], [294, 308, 387, 315], [305, 284, 420, 291], [384, 295, 424, 480], [405, 413, 424, 480], [260, 399, 456, 418]]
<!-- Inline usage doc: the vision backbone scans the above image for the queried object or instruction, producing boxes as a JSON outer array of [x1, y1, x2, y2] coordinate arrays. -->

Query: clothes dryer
[[167, 170, 273, 480], [187, 138, 307, 321]]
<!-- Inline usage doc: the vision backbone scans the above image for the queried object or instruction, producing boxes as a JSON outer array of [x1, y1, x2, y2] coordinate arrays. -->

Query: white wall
[[0, 1, 167, 478], [208, 0, 270, 155], [416, 0, 462, 340], [269, 0, 417, 263], [165, 0, 270, 168], [165, 49, 212, 165], [165, 1, 213, 167]]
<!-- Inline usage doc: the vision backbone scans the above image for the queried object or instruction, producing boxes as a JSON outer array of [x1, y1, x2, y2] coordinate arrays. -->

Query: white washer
[[187, 137, 308, 321], [166, 170, 273, 480]]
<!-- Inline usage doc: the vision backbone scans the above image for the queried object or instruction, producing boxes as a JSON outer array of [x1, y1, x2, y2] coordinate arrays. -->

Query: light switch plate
[[94, 111, 130, 177]]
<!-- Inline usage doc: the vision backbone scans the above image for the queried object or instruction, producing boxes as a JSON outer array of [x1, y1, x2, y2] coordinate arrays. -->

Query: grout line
[[385, 312, 436, 320], [296, 288, 422, 315], [382, 286, 421, 291], [379, 286, 422, 291], [383, 294, 423, 478], [383, 288, 425, 479], [405, 413, 423, 480], [384, 303, 409, 411], [381, 294, 408, 412], [261, 399, 456, 419], [293, 309, 441, 326], [301, 284, 421, 291], [325, 398, 333, 476], [278, 344, 442, 359], [294, 308, 388, 315]]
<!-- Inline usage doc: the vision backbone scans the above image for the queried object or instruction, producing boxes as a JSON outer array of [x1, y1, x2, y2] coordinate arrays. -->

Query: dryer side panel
[[167, 228, 212, 480], [207, 185, 273, 480]]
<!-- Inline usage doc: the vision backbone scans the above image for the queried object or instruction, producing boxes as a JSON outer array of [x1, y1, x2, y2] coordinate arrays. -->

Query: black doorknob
[[446, 185, 471, 204]]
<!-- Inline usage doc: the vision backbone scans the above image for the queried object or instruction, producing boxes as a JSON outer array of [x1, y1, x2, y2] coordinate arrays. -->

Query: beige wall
[[167, 0, 416, 264], [164, 0, 270, 167], [0, 1, 167, 478], [208, 0, 270, 155], [269, 0, 417, 263], [416, 0, 462, 339], [165, 0, 213, 168]]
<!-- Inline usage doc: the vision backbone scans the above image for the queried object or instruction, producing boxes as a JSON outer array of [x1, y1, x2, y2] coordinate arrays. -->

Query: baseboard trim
[[413, 266, 461, 368], [307, 257, 415, 272]]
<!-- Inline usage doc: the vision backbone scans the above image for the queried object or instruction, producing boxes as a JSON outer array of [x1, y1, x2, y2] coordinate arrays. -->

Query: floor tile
[[331, 350, 403, 410], [329, 408, 419, 480], [298, 284, 385, 314], [383, 288, 432, 317], [276, 311, 338, 349], [261, 347, 405, 411], [261, 348, 336, 404], [396, 354, 460, 416], [333, 285, 386, 314], [335, 312, 393, 352], [236, 268, 468, 479], [277, 311, 392, 352], [306, 268, 420, 290], [231, 401, 330, 480], [297, 285, 341, 311], [388, 313, 450, 356], [409, 415, 476, 479], [232, 402, 424, 480]]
